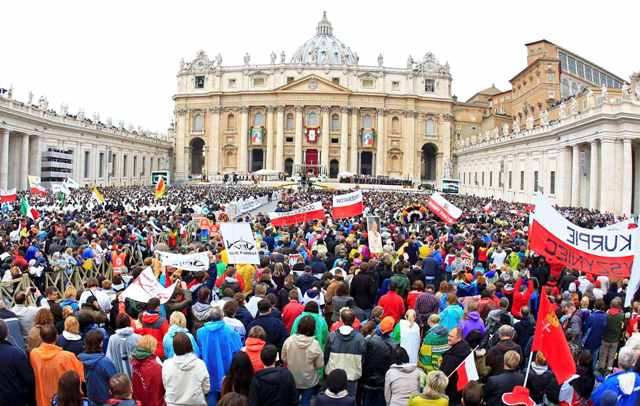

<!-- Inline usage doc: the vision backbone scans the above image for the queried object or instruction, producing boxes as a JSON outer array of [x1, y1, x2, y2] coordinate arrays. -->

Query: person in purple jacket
[[459, 302, 486, 339]]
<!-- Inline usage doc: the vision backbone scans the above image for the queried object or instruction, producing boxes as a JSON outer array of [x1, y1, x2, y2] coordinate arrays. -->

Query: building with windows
[[0, 93, 172, 190], [173, 12, 455, 184]]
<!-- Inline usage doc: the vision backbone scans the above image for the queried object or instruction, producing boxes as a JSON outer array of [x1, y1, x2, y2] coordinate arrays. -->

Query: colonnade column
[[174, 110, 186, 181], [375, 108, 385, 176], [294, 106, 303, 166], [238, 107, 249, 173], [339, 107, 349, 173], [207, 106, 220, 177], [0, 129, 9, 191], [600, 139, 615, 212], [589, 141, 599, 210], [20, 133, 29, 191], [622, 139, 633, 215], [266, 106, 275, 170], [350, 107, 359, 174], [571, 144, 581, 207], [29, 135, 41, 178], [275, 106, 284, 172], [321, 106, 330, 171]]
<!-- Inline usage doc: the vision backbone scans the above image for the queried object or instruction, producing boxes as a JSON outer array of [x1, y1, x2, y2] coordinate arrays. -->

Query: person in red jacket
[[511, 276, 534, 319], [135, 298, 169, 359], [282, 290, 304, 333], [131, 335, 165, 406], [377, 281, 405, 323]]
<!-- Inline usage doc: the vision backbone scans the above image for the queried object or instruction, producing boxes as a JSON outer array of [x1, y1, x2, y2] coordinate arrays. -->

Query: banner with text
[[157, 251, 209, 272], [121, 267, 177, 304], [220, 222, 260, 264], [426, 192, 462, 225], [331, 190, 364, 218], [269, 201, 325, 227]]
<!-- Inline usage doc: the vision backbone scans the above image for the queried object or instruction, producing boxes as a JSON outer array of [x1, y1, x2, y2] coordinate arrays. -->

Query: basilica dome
[[290, 12, 358, 65]]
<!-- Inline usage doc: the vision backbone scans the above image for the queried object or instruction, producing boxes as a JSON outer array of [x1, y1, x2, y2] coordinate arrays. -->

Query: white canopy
[[337, 171, 354, 178], [252, 169, 281, 176]]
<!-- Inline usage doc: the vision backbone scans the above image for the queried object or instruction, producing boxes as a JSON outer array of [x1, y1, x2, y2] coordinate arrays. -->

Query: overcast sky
[[2, 0, 637, 133]]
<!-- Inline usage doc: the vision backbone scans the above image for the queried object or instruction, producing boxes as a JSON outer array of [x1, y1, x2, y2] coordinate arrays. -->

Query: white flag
[[121, 267, 177, 304]]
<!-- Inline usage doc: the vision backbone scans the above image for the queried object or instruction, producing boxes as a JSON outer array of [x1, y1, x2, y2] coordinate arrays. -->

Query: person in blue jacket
[[591, 346, 640, 406], [78, 329, 118, 404], [583, 299, 608, 368], [0, 320, 34, 406]]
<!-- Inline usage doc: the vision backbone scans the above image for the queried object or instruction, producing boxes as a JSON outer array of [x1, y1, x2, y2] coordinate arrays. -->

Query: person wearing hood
[[384, 346, 426, 406], [362, 316, 398, 406], [131, 335, 165, 406], [29, 324, 84, 406], [248, 344, 297, 406], [197, 306, 242, 405], [243, 326, 267, 372], [525, 352, 554, 405], [439, 293, 463, 331], [107, 313, 141, 377], [163, 311, 199, 359], [418, 314, 450, 373], [57, 316, 84, 355], [325, 308, 365, 397], [459, 302, 486, 339], [136, 298, 169, 358], [592, 346, 640, 406], [281, 315, 324, 406], [290, 301, 329, 351], [79, 329, 118, 404], [162, 333, 210, 406], [191, 287, 213, 334]]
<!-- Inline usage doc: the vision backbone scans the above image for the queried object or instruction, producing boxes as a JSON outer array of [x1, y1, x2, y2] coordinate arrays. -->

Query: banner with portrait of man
[[367, 216, 383, 254]]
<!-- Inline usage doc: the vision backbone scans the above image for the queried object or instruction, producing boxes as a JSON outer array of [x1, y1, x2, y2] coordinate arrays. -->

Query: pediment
[[275, 74, 351, 94]]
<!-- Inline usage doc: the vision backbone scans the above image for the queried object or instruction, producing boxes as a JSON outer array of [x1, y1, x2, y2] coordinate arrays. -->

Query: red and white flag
[[269, 201, 325, 227], [28, 176, 47, 196], [0, 188, 16, 203], [331, 190, 363, 218], [482, 201, 493, 213], [427, 192, 462, 225], [455, 352, 479, 390]]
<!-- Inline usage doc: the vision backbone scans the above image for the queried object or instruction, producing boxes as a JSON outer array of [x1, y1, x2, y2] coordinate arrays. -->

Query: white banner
[[157, 251, 209, 272], [219, 222, 260, 264], [121, 267, 177, 304]]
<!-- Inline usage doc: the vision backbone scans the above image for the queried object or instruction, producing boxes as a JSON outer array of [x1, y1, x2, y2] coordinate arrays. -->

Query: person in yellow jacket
[[236, 263, 257, 294]]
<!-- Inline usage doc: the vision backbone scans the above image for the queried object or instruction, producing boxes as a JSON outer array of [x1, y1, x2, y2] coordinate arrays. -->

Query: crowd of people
[[0, 183, 639, 406]]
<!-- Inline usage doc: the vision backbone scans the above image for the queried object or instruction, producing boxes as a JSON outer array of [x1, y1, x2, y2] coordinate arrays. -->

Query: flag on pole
[[532, 290, 576, 383], [331, 190, 364, 218], [482, 201, 493, 214], [455, 351, 479, 390], [426, 192, 462, 225], [28, 176, 47, 196], [0, 188, 17, 203], [92, 186, 105, 204], [19, 196, 39, 220], [154, 177, 166, 200]]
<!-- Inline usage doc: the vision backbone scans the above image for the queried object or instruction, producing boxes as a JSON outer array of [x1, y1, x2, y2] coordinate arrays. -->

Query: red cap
[[502, 386, 535, 406]]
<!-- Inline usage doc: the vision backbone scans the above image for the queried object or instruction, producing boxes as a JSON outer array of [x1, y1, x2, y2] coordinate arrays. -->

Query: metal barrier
[[0, 274, 37, 306]]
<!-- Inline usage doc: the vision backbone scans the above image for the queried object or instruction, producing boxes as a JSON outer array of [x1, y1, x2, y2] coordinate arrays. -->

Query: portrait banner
[[367, 216, 383, 254], [219, 222, 260, 265]]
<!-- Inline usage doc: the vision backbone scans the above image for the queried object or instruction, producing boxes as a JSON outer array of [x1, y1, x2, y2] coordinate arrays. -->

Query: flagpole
[[522, 349, 535, 387], [446, 346, 479, 379]]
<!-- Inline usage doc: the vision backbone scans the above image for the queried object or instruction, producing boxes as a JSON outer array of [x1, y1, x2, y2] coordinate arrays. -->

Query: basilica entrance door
[[250, 149, 264, 173], [305, 149, 318, 176], [360, 151, 373, 175]]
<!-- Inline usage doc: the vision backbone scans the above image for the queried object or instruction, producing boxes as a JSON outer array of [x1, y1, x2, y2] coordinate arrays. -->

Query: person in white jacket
[[162, 332, 210, 406]]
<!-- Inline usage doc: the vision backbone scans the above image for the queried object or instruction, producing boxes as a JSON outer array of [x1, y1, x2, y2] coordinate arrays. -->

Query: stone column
[[622, 139, 633, 215], [340, 107, 349, 173], [571, 144, 580, 207], [556, 146, 570, 206], [404, 112, 416, 180], [266, 106, 275, 170], [20, 133, 29, 191], [589, 140, 599, 210], [29, 135, 41, 179], [275, 106, 284, 172], [321, 107, 330, 171], [600, 139, 615, 212], [376, 108, 385, 176], [0, 128, 9, 191], [350, 107, 359, 173], [174, 110, 186, 181], [207, 106, 221, 177], [238, 106, 249, 173], [294, 106, 303, 166]]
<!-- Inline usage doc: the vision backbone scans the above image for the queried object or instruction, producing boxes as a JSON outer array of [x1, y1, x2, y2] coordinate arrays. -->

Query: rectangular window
[[568, 57, 577, 74], [520, 171, 525, 191], [550, 171, 556, 194], [253, 77, 265, 87], [84, 151, 90, 178], [392, 81, 400, 90], [559, 53, 568, 70], [585, 66, 593, 82], [285, 136, 294, 143], [509, 171, 512, 189], [331, 137, 339, 144], [98, 153, 104, 178], [362, 79, 374, 89], [228, 79, 237, 88], [577, 61, 585, 79], [534, 170, 539, 192], [547, 72, 554, 82], [195, 75, 205, 89], [332, 77, 340, 85], [424, 79, 435, 93], [489, 171, 493, 187], [287, 76, 295, 84], [123, 155, 128, 177]]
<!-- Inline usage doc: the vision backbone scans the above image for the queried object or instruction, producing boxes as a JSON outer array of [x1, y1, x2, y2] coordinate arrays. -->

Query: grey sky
[[1, 0, 637, 133]]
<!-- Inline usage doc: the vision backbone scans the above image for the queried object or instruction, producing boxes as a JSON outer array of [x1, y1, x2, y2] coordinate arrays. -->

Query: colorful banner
[[367, 216, 383, 254], [250, 127, 264, 145], [121, 267, 177, 304], [219, 223, 260, 265], [28, 175, 47, 196], [305, 127, 319, 143], [528, 194, 637, 280], [157, 251, 210, 272], [361, 129, 375, 147], [269, 201, 325, 227], [426, 192, 462, 225], [331, 190, 364, 218]]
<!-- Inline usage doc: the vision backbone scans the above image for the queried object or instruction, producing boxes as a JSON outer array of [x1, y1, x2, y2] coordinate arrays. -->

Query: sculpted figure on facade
[[378, 53, 383, 67], [512, 120, 520, 134], [27, 91, 33, 105], [270, 51, 277, 65], [93, 112, 100, 123], [243, 52, 250, 65], [585, 88, 595, 108], [215, 53, 222, 67], [280, 51, 286, 64], [502, 123, 510, 136], [559, 102, 566, 119], [38, 95, 48, 110], [179, 58, 185, 70], [526, 114, 534, 130], [407, 55, 414, 70], [601, 84, 608, 103], [78, 109, 85, 120], [541, 109, 549, 127], [569, 97, 578, 116]]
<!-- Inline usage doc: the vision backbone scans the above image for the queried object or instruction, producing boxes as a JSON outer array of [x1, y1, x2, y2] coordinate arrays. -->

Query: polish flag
[[482, 201, 493, 214], [28, 176, 47, 196], [331, 190, 363, 218], [269, 201, 325, 227], [455, 352, 479, 390], [426, 192, 462, 225], [0, 188, 17, 203]]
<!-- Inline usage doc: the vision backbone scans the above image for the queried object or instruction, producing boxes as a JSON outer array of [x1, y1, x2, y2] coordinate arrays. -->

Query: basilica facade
[[173, 12, 455, 184]]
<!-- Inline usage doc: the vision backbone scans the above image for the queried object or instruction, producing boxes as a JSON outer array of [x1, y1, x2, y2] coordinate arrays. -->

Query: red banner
[[269, 202, 325, 227], [426, 192, 462, 225], [331, 191, 363, 218], [0, 189, 16, 203]]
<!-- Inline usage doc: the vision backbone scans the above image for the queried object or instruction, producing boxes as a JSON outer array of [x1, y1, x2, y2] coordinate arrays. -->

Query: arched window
[[307, 112, 318, 126], [254, 112, 264, 126], [425, 118, 435, 136], [363, 114, 372, 128], [227, 114, 235, 131], [392, 116, 400, 134], [286, 113, 294, 130], [330, 113, 340, 130], [192, 114, 204, 131]]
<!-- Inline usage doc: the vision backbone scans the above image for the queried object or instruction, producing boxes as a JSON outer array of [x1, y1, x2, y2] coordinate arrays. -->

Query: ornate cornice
[[321, 106, 331, 113], [208, 106, 223, 113], [239, 106, 249, 113]]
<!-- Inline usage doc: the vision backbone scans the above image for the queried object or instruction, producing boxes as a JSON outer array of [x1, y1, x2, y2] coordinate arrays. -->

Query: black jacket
[[513, 317, 535, 350], [350, 271, 377, 310], [484, 370, 525, 405], [0, 340, 34, 406], [486, 339, 523, 375], [526, 365, 553, 403], [247, 312, 288, 350], [440, 339, 471, 405], [248, 367, 297, 406], [361, 333, 397, 390]]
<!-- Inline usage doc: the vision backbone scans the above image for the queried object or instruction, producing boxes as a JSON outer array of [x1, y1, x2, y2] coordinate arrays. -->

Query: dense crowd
[[0, 183, 638, 406]]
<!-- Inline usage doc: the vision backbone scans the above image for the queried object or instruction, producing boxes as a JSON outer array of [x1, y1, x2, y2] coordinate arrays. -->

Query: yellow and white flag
[[92, 186, 105, 204]]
